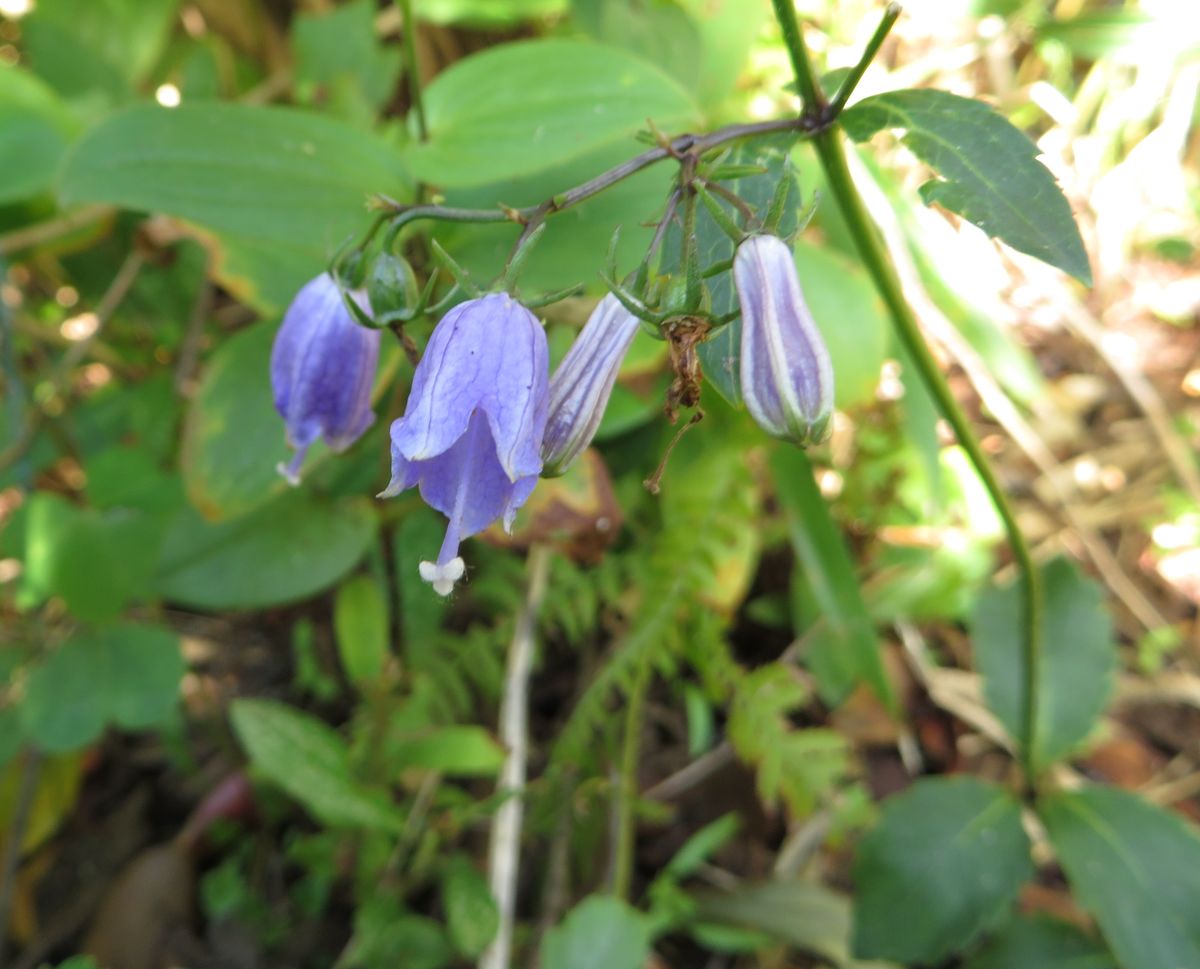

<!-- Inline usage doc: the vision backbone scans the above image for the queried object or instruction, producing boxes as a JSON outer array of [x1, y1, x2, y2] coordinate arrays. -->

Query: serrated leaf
[[540, 895, 652, 969], [231, 699, 403, 832], [406, 38, 700, 188], [1040, 786, 1200, 969], [842, 89, 1091, 284], [972, 557, 1115, 773], [852, 776, 1032, 964]]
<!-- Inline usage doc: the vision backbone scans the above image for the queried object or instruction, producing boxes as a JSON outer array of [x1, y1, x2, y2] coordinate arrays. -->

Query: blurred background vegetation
[[0, 0, 1197, 967]]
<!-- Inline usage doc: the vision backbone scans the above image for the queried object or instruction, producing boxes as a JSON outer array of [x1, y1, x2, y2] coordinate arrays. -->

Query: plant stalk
[[769, 0, 1043, 791], [396, 0, 428, 142]]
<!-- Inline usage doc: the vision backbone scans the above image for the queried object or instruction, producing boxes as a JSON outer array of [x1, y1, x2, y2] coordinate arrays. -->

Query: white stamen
[[276, 461, 302, 487], [419, 557, 465, 597]]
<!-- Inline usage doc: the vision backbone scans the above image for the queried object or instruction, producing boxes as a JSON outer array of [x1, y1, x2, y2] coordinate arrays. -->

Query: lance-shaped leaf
[[841, 89, 1091, 285]]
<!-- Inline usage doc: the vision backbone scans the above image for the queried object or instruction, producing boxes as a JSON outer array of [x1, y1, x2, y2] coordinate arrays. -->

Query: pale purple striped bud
[[381, 293, 549, 596], [541, 294, 640, 476], [270, 273, 380, 484], [734, 235, 834, 445]]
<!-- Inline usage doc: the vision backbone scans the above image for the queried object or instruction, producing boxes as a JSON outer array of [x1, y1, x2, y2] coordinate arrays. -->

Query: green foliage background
[[1, 1, 1198, 967]]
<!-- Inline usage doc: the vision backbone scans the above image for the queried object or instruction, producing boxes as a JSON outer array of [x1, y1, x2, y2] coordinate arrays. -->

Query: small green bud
[[367, 252, 420, 324]]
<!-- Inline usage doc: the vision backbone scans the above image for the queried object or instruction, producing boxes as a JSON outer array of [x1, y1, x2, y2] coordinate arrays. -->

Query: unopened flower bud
[[541, 294, 640, 476], [270, 273, 380, 484], [734, 235, 834, 445], [368, 252, 420, 324]]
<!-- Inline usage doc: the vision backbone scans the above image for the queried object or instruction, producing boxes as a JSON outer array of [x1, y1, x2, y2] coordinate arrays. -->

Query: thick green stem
[[771, 0, 825, 114], [769, 0, 1043, 791]]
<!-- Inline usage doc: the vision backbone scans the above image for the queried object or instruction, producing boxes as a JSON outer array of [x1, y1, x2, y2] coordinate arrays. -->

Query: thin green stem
[[828, 3, 901, 116], [821, 127, 1042, 789], [770, 0, 825, 115], [397, 0, 427, 142], [769, 3, 1042, 792], [376, 116, 818, 248], [612, 662, 651, 901]]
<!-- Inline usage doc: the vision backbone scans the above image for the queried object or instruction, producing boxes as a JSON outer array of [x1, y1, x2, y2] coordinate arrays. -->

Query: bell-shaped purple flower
[[734, 235, 834, 445], [381, 293, 549, 596], [270, 273, 381, 484], [541, 294, 641, 476]]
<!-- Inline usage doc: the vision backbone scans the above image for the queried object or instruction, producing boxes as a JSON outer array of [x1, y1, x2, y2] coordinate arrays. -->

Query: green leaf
[[387, 725, 505, 776], [436, 139, 676, 293], [964, 915, 1116, 969], [692, 879, 866, 965], [0, 67, 74, 202], [852, 776, 1033, 964], [540, 895, 653, 969], [1040, 786, 1200, 969], [841, 89, 1091, 284], [58, 102, 408, 269], [20, 625, 183, 753], [727, 665, 848, 816], [573, 0, 765, 110], [414, 0, 565, 26], [346, 901, 452, 969], [22, 0, 178, 106], [334, 574, 390, 685], [771, 448, 895, 712], [972, 557, 1115, 773], [0, 709, 22, 770], [230, 698, 403, 832], [405, 38, 700, 187], [181, 321, 290, 519], [441, 855, 498, 958], [156, 491, 377, 610], [20, 493, 161, 622], [293, 0, 402, 119]]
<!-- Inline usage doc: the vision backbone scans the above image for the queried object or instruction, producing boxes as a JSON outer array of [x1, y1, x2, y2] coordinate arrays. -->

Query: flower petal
[[415, 408, 536, 540], [542, 293, 640, 475], [390, 293, 548, 481], [735, 235, 834, 444]]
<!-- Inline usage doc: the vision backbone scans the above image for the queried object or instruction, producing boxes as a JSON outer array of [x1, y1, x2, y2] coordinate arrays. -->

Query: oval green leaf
[[405, 38, 700, 188]]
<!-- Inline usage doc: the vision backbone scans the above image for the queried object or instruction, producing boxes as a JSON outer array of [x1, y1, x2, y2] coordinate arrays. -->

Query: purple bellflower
[[271, 273, 381, 484], [734, 234, 834, 445], [541, 293, 641, 476], [381, 293, 549, 596]]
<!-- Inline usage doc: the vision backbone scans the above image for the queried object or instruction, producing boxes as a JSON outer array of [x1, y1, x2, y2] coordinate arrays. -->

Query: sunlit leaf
[[842, 89, 1091, 284], [405, 38, 700, 187]]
